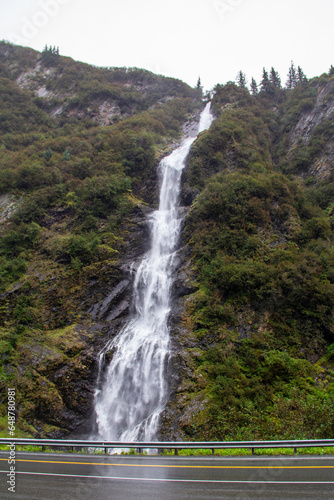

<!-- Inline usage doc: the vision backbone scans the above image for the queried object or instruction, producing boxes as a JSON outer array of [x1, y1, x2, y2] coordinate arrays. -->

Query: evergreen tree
[[270, 67, 281, 88], [260, 68, 271, 94], [286, 61, 297, 89], [41, 44, 60, 66], [42, 45, 59, 56], [236, 70, 247, 89], [250, 77, 258, 95], [297, 66, 307, 84], [196, 76, 203, 98], [329, 65, 334, 76]]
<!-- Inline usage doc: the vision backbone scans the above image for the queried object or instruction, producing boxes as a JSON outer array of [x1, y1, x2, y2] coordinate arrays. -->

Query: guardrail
[[1, 438, 334, 455]]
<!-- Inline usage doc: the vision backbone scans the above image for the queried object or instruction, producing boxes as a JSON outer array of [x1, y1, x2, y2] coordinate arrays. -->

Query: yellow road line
[[0, 458, 333, 469]]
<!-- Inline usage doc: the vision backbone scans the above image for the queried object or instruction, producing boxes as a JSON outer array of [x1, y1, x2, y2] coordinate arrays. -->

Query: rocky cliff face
[[1, 203, 152, 437], [285, 79, 334, 180]]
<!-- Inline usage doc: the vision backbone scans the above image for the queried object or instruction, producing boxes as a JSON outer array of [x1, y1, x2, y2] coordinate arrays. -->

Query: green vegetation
[[0, 41, 333, 442], [0, 443, 332, 457], [0, 42, 201, 437], [178, 73, 334, 442]]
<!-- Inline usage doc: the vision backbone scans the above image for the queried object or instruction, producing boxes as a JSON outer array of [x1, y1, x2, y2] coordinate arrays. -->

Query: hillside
[[163, 72, 334, 441], [0, 42, 201, 437], [0, 42, 333, 441]]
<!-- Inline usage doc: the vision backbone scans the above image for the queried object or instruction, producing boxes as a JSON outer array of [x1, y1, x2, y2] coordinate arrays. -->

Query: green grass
[[153, 447, 334, 457], [0, 444, 333, 456]]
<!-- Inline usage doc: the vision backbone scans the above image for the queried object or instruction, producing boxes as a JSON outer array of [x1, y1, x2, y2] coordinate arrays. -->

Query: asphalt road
[[1, 451, 334, 500]]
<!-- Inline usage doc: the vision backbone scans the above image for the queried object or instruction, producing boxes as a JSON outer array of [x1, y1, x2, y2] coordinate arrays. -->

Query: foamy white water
[[94, 103, 213, 442]]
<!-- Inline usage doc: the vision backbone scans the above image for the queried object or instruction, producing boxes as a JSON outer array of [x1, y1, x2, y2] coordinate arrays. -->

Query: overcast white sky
[[0, 0, 333, 91]]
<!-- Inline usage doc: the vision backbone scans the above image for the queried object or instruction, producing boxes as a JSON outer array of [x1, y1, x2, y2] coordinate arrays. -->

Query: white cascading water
[[94, 102, 213, 442]]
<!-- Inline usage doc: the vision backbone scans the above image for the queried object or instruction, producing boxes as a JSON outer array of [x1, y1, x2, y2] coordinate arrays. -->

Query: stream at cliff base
[[94, 102, 213, 442]]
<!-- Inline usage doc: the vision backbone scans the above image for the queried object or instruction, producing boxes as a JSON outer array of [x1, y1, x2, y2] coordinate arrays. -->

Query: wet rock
[[171, 245, 195, 299], [38, 205, 152, 437], [89, 279, 130, 320]]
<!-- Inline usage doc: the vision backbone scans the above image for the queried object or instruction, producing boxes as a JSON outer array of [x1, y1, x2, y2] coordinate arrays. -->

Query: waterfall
[[94, 102, 213, 442]]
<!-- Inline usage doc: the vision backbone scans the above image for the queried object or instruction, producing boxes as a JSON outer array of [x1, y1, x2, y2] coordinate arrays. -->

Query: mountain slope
[[0, 41, 333, 441], [163, 74, 334, 441], [0, 42, 201, 437]]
